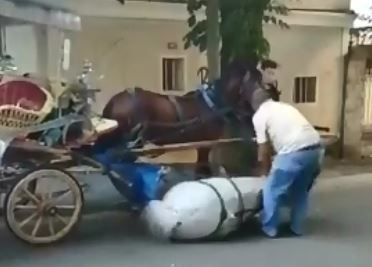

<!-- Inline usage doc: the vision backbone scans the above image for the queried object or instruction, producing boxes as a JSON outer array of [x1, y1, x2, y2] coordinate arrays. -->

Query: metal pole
[[206, 0, 220, 81]]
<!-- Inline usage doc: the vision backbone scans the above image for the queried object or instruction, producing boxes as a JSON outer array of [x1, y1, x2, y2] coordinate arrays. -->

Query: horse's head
[[209, 58, 268, 125], [238, 69, 264, 116], [232, 58, 281, 119], [216, 58, 258, 108]]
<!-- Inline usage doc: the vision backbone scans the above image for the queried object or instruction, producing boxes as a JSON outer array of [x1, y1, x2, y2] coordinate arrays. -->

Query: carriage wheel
[[4, 167, 84, 245]]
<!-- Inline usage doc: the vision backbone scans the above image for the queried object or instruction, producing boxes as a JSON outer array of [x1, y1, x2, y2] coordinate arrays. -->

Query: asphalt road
[[1, 173, 372, 267]]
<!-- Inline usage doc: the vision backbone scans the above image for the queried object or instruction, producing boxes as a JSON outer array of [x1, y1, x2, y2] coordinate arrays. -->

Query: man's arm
[[253, 111, 272, 176], [257, 142, 272, 176]]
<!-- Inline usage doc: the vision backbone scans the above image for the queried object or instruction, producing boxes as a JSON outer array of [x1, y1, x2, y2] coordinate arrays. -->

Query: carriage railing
[[63, 60, 101, 133], [33, 60, 101, 146]]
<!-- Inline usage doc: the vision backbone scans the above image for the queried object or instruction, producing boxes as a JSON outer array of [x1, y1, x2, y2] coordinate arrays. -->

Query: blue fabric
[[200, 85, 216, 110], [43, 128, 63, 146], [261, 147, 324, 236], [92, 150, 164, 206], [198, 83, 221, 109]]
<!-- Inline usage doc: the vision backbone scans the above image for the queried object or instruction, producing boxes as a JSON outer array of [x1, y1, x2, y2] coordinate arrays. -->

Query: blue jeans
[[261, 147, 324, 237]]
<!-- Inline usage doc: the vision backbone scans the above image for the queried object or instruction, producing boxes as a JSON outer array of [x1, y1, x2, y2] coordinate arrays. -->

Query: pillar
[[343, 57, 366, 159]]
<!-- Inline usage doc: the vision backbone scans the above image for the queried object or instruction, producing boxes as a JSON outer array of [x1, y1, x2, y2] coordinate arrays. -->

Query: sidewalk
[[320, 157, 372, 179]]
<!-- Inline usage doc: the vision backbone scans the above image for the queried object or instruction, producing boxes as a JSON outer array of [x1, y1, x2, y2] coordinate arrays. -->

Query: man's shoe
[[289, 227, 303, 237], [261, 227, 278, 238], [280, 223, 303, 237]]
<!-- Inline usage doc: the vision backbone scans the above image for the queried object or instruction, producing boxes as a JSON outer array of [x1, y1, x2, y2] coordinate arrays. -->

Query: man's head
[[259, 59, 278, 86], [250, 87, 271, 111]]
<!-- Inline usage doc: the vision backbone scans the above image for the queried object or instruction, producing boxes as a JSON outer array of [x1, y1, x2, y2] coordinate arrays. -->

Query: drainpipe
[[338, 34, 353, 159]]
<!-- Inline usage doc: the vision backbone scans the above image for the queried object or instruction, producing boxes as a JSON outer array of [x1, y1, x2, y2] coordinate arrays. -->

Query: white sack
[[142, 177, 264, 241]]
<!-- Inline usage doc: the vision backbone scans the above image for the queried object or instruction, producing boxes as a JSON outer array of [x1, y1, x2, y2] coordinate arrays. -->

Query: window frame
[[160, 55, 187, 93], [292, 75, 319, 105]]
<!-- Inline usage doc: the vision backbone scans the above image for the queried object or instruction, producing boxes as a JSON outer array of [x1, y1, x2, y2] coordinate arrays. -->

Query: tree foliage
[[349, 7, 372, 46], [183, 0, 289, 67], [115, 0, 288, 66]]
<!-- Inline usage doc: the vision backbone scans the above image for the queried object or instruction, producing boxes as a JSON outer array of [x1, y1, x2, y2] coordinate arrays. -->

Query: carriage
[[0, 58, 251, 245]]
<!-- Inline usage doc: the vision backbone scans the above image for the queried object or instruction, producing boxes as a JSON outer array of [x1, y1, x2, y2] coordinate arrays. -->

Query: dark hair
[[261, 59, 279, 70]]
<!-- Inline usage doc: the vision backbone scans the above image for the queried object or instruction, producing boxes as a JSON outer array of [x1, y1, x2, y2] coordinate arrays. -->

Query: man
[[251, 88, 324, 237], [258, 59, 281, 101]]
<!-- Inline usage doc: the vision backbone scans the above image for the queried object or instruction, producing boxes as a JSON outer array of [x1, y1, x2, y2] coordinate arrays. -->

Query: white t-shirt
[[252, 100, 320, 154]]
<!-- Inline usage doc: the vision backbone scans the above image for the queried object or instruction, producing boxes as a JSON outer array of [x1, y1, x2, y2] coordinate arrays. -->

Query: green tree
[[115, 0, 289, 67], [115, 0, 289, 175], [183, 0, 289, 68], [181, 0, 290, 175]]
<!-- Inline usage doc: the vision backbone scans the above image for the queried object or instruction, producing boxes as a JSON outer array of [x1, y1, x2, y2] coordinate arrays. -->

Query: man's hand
[[257, 142, 272, 176]]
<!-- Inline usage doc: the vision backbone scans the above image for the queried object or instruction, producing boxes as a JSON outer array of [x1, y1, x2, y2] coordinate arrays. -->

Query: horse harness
[[167, 95, 185, 122], [166, 84, 219, 123], [123, 85, 236, 147]]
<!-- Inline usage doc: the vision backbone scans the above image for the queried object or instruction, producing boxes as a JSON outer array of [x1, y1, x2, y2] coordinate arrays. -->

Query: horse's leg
[[195, 147, 212, 179]]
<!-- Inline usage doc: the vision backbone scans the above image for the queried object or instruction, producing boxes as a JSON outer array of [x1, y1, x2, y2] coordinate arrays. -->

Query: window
[[293, 76, 317, 103], [162, 57, 185, 91]]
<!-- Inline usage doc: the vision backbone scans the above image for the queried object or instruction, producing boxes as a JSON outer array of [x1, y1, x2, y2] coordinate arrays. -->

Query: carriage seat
[[91, 117, 118, 136], [0, 77, 54, 131]]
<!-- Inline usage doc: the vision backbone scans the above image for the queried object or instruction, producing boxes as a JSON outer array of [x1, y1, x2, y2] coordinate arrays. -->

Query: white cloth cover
[[142, 177, 265, 241]]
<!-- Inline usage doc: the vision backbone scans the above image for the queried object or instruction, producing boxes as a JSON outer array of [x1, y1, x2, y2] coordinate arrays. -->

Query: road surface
[[1, 171, 372, 267]]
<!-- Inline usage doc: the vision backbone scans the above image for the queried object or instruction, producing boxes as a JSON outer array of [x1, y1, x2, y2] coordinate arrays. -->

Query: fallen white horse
[[142, 177, 265, 241]]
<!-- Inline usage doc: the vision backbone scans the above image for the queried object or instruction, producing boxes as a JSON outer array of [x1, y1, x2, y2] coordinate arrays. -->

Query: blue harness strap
[[199, 84, 217, 111]]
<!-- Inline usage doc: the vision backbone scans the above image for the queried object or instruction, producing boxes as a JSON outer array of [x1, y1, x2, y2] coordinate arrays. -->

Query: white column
[[45, 26, 68, 97], [46, 26, 64, 81]]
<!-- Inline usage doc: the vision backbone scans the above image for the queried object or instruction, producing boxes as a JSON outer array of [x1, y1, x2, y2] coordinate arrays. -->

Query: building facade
[[64, 0, 355, 137], [1, 0, 356, 136]]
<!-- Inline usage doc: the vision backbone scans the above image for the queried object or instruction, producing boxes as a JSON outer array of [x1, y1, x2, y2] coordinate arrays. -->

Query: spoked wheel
[[4, 167, 84, 245]]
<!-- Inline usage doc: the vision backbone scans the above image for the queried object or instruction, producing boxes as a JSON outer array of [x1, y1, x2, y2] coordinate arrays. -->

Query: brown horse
[[94, 60, 261, 177]]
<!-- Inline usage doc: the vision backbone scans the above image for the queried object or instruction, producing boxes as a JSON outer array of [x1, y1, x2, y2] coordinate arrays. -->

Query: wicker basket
[[0, 76, 54, 135]]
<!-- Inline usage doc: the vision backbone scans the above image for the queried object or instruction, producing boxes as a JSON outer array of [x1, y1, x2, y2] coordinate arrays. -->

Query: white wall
[[5, 24, 47, 75], [264, 24, 345, 134], [2, 16, 346, 136], [282, 0, 350, 10], [66, 17, 207, 113], [4, 24, 67, 92], [66, 16, 346, 134]]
